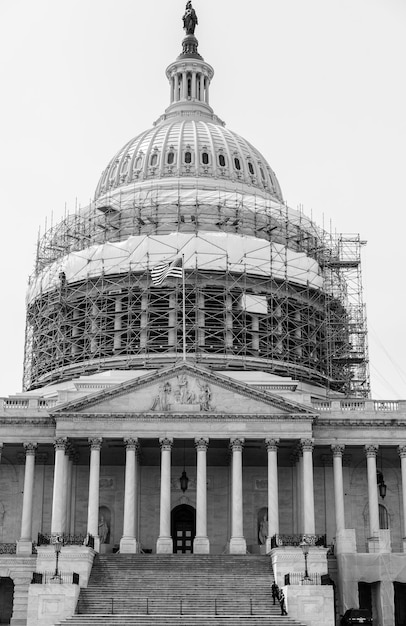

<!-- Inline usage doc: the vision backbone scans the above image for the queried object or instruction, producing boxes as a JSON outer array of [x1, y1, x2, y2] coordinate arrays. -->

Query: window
[[260, 167, 265, 180], [202, 152, 209, 165], [248, 161, 254, 175], [185, 151, 192, 164], [150, 154, 158, 167], [135, 156, 142, 169], [167, 151, 175, 165], [234, 157, 241, 170], [379, 504, 389, 529], [219, 154, 226, 167]]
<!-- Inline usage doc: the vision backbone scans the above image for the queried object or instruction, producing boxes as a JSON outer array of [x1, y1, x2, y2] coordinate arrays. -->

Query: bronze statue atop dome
[[183, 1, 198, 35]]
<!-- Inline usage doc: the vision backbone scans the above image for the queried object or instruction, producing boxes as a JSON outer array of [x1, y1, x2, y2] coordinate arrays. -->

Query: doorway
[[171, 504, 196, 554], [394, 582, 406, 626], [0, 577, 14, 624]]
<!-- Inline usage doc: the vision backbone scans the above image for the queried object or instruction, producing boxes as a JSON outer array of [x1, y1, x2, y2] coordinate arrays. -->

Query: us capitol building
[[0, 4, 405, 626]]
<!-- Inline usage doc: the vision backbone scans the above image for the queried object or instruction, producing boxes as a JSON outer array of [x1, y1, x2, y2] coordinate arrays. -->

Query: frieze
[[316, 419, 406, 428], [56, 412, 315, 422], [151, 375, 213, 412]]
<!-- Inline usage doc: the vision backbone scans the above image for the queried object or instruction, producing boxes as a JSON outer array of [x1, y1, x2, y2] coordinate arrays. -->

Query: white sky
[[0, 0, 405, 399]]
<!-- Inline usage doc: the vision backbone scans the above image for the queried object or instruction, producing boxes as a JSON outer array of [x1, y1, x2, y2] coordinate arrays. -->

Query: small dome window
[[110, 160, 119, 178], [150, 154, 158, 167], [219, 154, 226, 167], [121, 158, 129, 175], [167, 151, 175, 165], [202, 152, 209, 165], [135, 156, 143, 170], [234, 157, 241, 171], [185, 151, 192, 164], [260, 167, 266, 180], [248, 162, 255, 175]]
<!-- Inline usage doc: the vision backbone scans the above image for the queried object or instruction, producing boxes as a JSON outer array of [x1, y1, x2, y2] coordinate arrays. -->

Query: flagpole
[[182, 254, 186, 361]]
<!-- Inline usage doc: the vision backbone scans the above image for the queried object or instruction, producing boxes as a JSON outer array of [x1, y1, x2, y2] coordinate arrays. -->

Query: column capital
[[230, 437, 245, 452], [300, 439, 314, 453], [398, 445, 406, 459], [265, 438, 279, 452], [23, 442, 37, 456], [159, 437, 173, 451], [331, 444, 345, 457], [124, 437, 139, 452], [195, 437, 209, 451], [364, 444, 378, 458], [54, 437, 68, 452], [89, 437, 103, 451]]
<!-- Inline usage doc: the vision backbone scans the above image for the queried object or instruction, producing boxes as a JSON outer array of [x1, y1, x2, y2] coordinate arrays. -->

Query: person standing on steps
[[279, 589, 288, 615], [272, 581, 279, 605]]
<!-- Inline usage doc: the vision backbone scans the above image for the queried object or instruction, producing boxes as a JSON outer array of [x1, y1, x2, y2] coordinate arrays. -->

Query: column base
[[335, 529, 356, 554], [229, 537, 247, 554], [156, 536, 173, 554], [119, 537, 140, 554], [16, 539, 33, 555], [367, 529, 391, 553], [193, 536, 210, 554]]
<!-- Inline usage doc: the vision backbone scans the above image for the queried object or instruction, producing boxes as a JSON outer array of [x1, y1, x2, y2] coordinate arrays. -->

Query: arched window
[[202, 152, 209, 165], [150, 154, 158, 167], [379, 504, 389, 529], [248, 161, 255, 175], [219, 154, 226, 167], [260, 167, 266, 180], [167, 151, 175, 165], [135, 156, 143, 170], [234, 157, 241, 170], [185, 151, 192, 164]]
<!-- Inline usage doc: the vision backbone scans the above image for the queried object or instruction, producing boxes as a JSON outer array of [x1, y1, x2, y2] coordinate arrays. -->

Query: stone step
[[57, 616, 306, 626]]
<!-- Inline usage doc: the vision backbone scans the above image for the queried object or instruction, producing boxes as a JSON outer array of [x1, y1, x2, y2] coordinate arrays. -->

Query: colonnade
[[7, 439, 406, 555]]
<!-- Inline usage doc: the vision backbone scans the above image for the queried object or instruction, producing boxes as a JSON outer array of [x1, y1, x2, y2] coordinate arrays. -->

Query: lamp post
[[300, 538, 311, 582], [50, 535, 63, 583]]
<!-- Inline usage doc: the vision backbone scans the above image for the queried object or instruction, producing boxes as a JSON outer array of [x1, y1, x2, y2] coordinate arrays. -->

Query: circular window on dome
[[234, 157, 241, 171], [218, 154, 226, 167], [248, 161, 255, 176], [202, 152, 209, 165], [167, 151, 175, 165], [184, 151, 192, 164]]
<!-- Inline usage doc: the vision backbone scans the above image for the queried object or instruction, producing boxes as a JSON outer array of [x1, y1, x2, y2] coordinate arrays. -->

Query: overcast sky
[[0, 0, 405, 398]]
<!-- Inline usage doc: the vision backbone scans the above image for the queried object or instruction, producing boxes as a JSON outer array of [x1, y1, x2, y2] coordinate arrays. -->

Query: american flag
[[151, 257, 183, 286]]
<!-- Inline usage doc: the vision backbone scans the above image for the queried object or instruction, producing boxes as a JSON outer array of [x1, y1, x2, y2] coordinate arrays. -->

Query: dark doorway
[[358, 582, 372, 614], [394, 582, 406, 626], [171, 504, 196, 554], [0, 577, 14, 624]]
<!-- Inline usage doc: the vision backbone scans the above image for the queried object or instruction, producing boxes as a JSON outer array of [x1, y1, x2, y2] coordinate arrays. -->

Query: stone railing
[[0, 543, 17, 554], [284, 572, 322, 585], [37, 533, 92, 547], [311, 398, 406, 413], [31, 571, 79, 584], [1, 398, 58, 410]]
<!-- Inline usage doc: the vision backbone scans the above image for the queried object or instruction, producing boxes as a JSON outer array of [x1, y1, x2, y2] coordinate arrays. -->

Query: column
[[87, 438, 102, 551], [114, 296, 123, 351], [0, 442, 3, 464], [265, 439, 279, 552], [51, 438, 68, 536], [175, 74, 180, 101], [191, 71, 197, 99], [17, 443, 37, 555], [301, 439, 315, 535], [398, 446, 406, 552], [120, 437, 140, 553], [61, 446, 70, 536], [199, 74, 205, 102], [365, 444, 380, 539], [194, 437, 210, 554], [182, 71, 187, 99], [156, 437, 173, 553], [229, 437, 246, 554], [332, 444, 346, 533]]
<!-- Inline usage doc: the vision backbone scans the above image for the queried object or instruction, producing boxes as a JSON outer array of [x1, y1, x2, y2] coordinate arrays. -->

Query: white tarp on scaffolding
[[27, 232, 323, 303]]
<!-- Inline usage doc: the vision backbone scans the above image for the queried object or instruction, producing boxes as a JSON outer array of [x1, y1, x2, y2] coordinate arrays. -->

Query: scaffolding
[[23, 190, 369, 397]]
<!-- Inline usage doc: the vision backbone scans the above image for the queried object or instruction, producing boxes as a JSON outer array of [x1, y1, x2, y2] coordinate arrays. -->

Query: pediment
[[53, 362, 314, 417]]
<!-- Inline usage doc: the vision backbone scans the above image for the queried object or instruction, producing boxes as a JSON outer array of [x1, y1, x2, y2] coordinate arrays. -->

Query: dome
[[94, 118, 283, 203]]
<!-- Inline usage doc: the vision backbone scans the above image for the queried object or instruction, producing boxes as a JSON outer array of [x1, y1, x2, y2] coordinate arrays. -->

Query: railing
[[285, 572, 321, 585], [31, 571, 79, 584], [0, 543, 16, 554], [271, 534, 327, 548], [311, 398, 404, 413], [37, 533, 94, 548], [79, 597, 261, 616]]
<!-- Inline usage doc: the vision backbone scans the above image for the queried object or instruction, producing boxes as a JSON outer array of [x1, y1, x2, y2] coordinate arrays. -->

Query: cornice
[[316, 419, 406, 429], [55, 412, 316, 422], [0, 417, 54, 426]]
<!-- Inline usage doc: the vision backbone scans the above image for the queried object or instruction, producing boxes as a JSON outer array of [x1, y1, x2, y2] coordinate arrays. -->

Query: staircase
[[56, 554, 306, 626]]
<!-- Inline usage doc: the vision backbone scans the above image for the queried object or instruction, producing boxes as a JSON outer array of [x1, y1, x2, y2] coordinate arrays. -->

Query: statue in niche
[[183, 1, 198, 35], [98, 515, 109, 544], [258, 508, 268, 545]]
